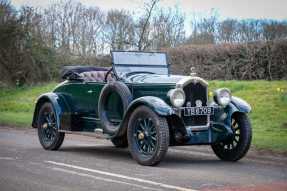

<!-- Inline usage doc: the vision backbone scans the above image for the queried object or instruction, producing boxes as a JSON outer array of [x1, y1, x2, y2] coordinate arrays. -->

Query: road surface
[[0, 126, 286, 191]]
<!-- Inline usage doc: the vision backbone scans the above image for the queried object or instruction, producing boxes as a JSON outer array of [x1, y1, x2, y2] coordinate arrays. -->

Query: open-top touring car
[[32, 51, 252, 166]]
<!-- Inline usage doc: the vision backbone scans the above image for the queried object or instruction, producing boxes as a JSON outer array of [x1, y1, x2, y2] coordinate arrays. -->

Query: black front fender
[[211, 96, 251, 140], [114, 96, 173, 137], [231, 96, 251, 113], [127, 96, 174, 116], [220, 96, 251, 129]]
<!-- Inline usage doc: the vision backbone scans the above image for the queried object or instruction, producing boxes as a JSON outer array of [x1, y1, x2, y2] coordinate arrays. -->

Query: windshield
[[111, 51, 169, 78]]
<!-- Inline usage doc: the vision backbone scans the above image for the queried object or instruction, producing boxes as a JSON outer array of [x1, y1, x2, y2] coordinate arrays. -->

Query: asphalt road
[[0, 126, 286, 191]]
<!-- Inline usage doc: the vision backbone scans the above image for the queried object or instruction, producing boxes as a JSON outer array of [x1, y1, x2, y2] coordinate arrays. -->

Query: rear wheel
[[211, 113, 252, 161], [37, 102, 65, 150], [127, 106, 169, 166]]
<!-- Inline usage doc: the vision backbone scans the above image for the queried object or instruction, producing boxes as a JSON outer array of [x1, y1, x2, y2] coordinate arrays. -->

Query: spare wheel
[[98, 81, 132, 135]]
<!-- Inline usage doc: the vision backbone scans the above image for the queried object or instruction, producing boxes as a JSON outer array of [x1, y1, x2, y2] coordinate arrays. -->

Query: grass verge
[[0, 83, 57, 127], [209, 81, 287, 152]]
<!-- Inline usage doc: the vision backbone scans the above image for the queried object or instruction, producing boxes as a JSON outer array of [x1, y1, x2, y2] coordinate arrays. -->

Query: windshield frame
[[111, 51, 170, 79]]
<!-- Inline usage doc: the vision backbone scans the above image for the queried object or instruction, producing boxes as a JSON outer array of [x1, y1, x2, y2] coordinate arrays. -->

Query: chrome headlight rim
[[168, 88, 186, 108], [214, 88, 232, 107]]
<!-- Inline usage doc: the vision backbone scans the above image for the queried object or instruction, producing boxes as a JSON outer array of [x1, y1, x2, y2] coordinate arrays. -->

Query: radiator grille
[[182, 82, 208, 127]]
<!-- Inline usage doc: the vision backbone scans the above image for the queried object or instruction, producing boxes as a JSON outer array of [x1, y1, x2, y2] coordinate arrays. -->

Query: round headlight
[[214, 88, 231, 107], [168, 88, 185, 107]]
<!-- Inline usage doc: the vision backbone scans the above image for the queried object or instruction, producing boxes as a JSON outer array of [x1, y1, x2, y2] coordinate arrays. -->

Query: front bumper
[[173, 106, 233, 145]]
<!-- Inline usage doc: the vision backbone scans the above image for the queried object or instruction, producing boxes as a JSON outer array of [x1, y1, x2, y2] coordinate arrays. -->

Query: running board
[[58, 129, 110, 139]]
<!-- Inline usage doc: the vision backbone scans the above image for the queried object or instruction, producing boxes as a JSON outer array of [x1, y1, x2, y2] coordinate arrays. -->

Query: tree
[[135, 0, 159, 50], [104, 9, 134, 50], [218, 19, 238, 43], [188, 9, 219, 44], [151, 7, 185, 49], [0, 0, 58, 85], [262, 20, 287, 41]]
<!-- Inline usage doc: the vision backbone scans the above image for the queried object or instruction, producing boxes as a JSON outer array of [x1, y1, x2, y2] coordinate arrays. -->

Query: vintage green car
[[32, 51, 252, 166]]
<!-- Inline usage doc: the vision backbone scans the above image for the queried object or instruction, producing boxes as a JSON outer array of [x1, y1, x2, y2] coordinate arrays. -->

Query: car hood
[[124, 74, 186, 84]]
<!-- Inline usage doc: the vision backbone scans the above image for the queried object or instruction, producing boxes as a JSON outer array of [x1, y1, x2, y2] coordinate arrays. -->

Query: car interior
[[61, 66, 114, 82]]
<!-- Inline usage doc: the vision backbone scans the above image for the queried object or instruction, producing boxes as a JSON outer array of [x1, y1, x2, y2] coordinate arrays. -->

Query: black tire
[[111, 136, 128, 148], [211, 112, 252, 161], [98, 81, 132, 135], [37, 102, 65, 150], [127, 105, 169, 166]]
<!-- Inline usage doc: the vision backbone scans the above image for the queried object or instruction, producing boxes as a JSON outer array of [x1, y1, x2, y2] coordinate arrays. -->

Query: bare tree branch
[[137, 0, 159, 50]]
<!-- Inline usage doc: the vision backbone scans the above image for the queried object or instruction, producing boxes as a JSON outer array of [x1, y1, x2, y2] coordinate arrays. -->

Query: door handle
[[87, 90, 93, 93]]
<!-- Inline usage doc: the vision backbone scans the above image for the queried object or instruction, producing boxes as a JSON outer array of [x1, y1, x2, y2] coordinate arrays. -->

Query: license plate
[[183, 107, 214, 116]]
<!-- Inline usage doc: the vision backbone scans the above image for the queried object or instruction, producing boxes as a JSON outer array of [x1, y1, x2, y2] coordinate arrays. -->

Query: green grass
[[0, 81, 286, 152], [0, 83, 57, 127], [0, 112, 33, 126], [209, 80, 287, 152]]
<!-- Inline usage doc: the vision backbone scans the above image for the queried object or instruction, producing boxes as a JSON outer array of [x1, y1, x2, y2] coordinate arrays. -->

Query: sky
[[10, 0, 287, 36], [11, 0, 287, 20]]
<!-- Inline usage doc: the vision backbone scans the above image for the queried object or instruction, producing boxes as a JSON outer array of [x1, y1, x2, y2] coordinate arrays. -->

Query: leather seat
[[79, 71, 113, 82]]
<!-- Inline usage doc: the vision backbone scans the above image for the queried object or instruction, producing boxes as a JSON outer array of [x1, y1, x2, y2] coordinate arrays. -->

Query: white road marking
[[0, 157, 16, 160], [50, 167, 162, 191], [45, 160, 198, 191]]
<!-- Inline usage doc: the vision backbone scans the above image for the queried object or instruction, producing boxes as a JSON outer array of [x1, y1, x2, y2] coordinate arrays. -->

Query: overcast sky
[[11, 0, 287, 20]]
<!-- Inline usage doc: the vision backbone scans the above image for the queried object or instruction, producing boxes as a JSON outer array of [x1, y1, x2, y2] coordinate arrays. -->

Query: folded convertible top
[[61, 66, 110, 80]]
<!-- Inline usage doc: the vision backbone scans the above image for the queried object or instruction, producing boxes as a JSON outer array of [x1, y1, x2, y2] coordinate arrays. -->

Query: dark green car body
[[32, 51, 251, 147]]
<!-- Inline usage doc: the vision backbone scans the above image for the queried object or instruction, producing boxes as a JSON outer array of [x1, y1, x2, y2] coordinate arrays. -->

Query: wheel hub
[[42, 123, 48, 129], [138, 132, 145, 140]]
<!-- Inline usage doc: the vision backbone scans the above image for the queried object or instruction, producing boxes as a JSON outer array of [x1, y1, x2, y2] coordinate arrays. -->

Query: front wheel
[[127, 106, 169, 166], [37, 102, 65, 150], [211, 113, 252, 161]]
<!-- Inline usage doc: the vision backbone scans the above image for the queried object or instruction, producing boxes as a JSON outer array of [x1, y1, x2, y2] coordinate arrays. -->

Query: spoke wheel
[[37, 102, 65, 150], [220, 118, 241, 151], [127, 106, 169, 166], [211, 113, 252, 161], [39, 112, 57, 145], [134, 118, 157, 155]]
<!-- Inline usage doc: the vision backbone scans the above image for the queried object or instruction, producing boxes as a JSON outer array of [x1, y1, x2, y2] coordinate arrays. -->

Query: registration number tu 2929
[[183, 106, 214, 116]]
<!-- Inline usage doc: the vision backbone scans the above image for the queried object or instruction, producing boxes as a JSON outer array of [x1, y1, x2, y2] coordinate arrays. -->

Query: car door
[[59, 81, 103, 131], [62, 82, 93, 115], [83, 82, 105, 118]]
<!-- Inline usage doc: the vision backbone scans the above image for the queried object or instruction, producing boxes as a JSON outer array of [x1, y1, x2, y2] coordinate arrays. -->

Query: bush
[[166, 40, 287, 80]]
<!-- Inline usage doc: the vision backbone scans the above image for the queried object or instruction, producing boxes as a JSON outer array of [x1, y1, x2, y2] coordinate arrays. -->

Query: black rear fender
[[32, 93, 71, 129]]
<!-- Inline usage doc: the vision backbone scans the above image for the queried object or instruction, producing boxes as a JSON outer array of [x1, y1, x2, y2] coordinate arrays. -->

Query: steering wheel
[[125, 71, 155, 78], [104, 68, 114, 82]]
